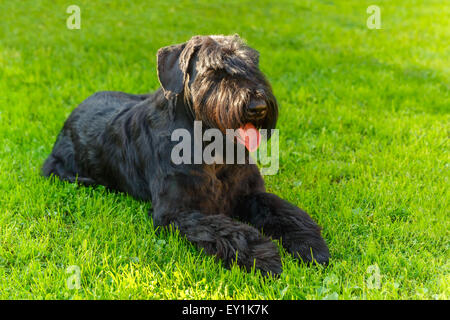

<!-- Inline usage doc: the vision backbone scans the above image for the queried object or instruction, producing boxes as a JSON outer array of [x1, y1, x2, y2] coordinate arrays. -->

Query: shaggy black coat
[[42, 35, 329, 275]]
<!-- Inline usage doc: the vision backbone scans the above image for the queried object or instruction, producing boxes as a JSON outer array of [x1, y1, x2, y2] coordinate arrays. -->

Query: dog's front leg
[[151, 208, 282, 276], [234, 193, 330, 265]]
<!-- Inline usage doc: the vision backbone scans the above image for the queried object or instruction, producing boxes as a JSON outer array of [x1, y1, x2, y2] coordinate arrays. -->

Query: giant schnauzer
[[42, 35, 329, 275]]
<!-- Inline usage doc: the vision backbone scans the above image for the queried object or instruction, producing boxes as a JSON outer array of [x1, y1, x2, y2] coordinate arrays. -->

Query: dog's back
[[42, 91, 152, 195]]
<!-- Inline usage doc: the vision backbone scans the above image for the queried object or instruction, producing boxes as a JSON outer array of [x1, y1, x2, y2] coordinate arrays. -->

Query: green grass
[[0, 0, 449, 299]]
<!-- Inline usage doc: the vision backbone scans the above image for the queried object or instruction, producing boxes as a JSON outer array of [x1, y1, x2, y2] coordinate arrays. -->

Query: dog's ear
[[157, 39, 200, 99]]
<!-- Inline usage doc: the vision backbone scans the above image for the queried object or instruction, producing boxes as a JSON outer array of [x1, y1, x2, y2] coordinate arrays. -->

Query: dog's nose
[[247, 100, 267, 118]]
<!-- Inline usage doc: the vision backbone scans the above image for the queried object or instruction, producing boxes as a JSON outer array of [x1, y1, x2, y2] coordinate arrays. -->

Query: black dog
[[43, 35, 329, 275]]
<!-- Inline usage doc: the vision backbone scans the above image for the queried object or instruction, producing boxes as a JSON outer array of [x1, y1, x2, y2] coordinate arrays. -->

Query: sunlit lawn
[[0, 0, 448, 299]]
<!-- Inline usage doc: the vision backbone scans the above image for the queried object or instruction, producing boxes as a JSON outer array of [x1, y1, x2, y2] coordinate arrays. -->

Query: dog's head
[[156, 35, 278, 148]]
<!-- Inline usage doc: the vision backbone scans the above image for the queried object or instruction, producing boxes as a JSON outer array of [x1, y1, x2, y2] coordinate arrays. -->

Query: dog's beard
[[188, 98, 276, 152]]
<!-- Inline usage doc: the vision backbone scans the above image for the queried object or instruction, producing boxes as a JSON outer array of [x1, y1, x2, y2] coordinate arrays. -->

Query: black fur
[[42, 35, 329, 275]]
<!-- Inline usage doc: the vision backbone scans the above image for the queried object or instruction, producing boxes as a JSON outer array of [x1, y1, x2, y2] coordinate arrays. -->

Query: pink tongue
[[236, 123, 261, 152]]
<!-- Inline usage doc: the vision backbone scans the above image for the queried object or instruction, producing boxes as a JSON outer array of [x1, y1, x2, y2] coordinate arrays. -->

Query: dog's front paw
[[246, 237, 282, 276], [220, 225, 283, 276], [285, 235, 330, 266]]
